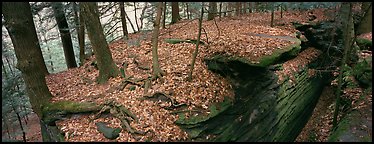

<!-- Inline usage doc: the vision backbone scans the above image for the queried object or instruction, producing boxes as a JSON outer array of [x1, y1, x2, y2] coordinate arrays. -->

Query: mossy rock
[[207, 38, 301, 68], [356, 38, 372, 50], [175, 97, 232, 125], [96, 122, 122, 140]]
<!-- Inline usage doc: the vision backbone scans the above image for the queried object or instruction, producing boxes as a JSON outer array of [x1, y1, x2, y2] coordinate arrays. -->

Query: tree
[[151, 2, 166, 79], [80, 2, 119, 84], [73, 2, 86, 66], [208, 2, 217, 21], [332, 2, 354, 129], [236, 2, 241, 16], [133, 2, 140, 31], [270, 3, 275, 27], [3, 2, 55, 141], [219, 2, 223, 19], [162, 2, 167, 28], [357, 2, 372, 35], [171, 2, 181, 24], [119, 2, 129, 40], [186, 2, 190, 19], [187, 3, 204, 81], [52, 2, 78, 68]]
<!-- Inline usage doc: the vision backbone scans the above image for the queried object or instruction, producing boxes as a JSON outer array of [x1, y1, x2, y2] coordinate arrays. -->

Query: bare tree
[[357, 2, 372, 35], [52, 2, 78, 68], [119, 2, 129, 40], [332, 2, 354, 129], [208, 2, 217, 21], [162, 2, 167, 28], [73, 2, 86, 66], [171, 2, 181, 24], [188, 3, 204, 81], [151, 2, 166, 79], [3, 2, 55, 141], [81, 2, 119, 84], [236, 2, 241, 16], [133, 2, 140, 31], [271, 3, 275, 27]]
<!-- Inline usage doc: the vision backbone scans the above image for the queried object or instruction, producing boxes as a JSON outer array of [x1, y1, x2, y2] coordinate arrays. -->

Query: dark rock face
[[177, 56, 329, 142]]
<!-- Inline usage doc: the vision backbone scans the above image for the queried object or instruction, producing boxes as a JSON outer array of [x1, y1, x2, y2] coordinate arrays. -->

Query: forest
[[2, 2, 372, 142]]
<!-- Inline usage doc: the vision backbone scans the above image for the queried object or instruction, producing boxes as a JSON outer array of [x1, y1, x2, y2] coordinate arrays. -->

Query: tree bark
[[3, 2, 54, 141], [151, 2, 165, 79], [332, 2, 353, 129], [171, 2, 180, 24], [3, 2, 52, 117], [81, 2, 119, 84], [119, 2, 129, 40], [187, 3, 204, 81], [219, 2, 222, 19], [271, 4, 275, 27], [162, 2, 167, 28], [280, 5, 283, 18], [125, 9, 137, 33], [208, 2, 217, 21], [357, 2, 372, 35], [133, 2, 140, 31], [236, 2, 241, 16], [52, 2, 78, 68], [185, 3, 189, 19], [11, 104, 26, 142], [139, 2, 148, 30], [73, 2, 86, 66]]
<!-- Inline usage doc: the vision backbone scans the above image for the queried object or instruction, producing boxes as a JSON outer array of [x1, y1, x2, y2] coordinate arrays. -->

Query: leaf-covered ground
[[40, 8, 344, 142], [296, 32, 372, 142]]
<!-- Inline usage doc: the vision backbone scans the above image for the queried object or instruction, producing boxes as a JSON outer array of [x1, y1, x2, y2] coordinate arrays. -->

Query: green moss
[[176, 97, 232, 125], [255, 40, 301, 67], [356, 38, 372, 50], [164, 38, 206, 45], [207, 39, 301, 68], [328, 113, 352, 142], [43, 101, 100, 114]]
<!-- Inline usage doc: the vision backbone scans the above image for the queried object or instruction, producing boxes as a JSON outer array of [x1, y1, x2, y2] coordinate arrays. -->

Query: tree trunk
[[227, 2, 232, 17], [332, 2, 353, 129], [133, 2, 140, 31], [139, 2, 148, 30], [271, 4, 275, 27], [73, 2, 86, 66], [3, 2, 54, 141], [357, 2, 372, 35], [219, 2, 222, 19], [162, 2, 167, 28], [236, 2, 241, 16], [125, 9, 137, 33], [208, 2, 217, 21], [3, 2, 52, 116], [52, 2, 78, 68], [171, 2, 180, 24], [151, 2, 165, 80], [187, 3, 204, 81], [2, 59, 9, 79], [119, 2, 129, 40], [12, 104, 26, 142], [81, 2, 119, 84], [186, 3, 190, 19], [280, 5, 283, 18], [249, 2, 252, 13]]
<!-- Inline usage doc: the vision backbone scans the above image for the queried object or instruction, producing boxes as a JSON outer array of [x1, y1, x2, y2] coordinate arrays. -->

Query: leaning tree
[[80, 2, 119, 84]]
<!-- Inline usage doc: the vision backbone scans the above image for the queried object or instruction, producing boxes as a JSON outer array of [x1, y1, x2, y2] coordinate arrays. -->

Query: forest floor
[[7, 8, 371, 142]]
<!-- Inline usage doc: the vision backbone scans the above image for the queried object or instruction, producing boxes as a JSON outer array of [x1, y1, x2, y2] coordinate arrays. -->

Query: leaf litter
[[45, 8, 341, 142]]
